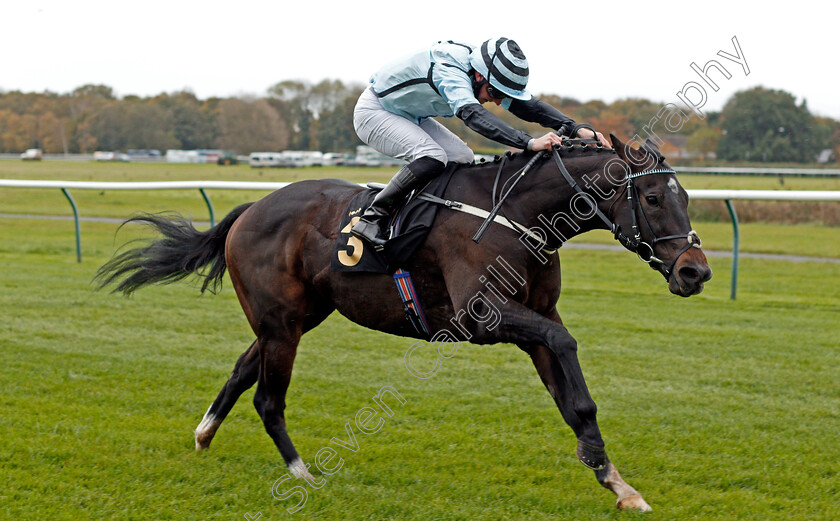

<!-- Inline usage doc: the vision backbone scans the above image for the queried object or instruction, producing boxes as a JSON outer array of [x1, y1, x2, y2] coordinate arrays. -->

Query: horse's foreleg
[[596, 462, 652, 512], [195, 340, 260, 450], [455, 295, 604, 458], [527, 344, 651, 512], [506, 312, 604, 454]]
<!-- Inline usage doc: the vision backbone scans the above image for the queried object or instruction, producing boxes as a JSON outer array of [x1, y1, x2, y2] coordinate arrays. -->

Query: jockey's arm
[[459, 103, 557, 151], [458, 104, 565, 152], [508, 97, 610, 147], [507, 96, 575, 135]]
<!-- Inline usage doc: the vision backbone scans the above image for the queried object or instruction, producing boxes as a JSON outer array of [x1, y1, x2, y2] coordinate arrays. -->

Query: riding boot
[[351, 157, 444, 249]]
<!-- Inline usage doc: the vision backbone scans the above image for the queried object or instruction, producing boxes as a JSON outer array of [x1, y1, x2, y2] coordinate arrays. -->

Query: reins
[[551, 146, 702, 276], [472, 150, 546, 243], [428, 139, 701, 275], [468, 140, 702, 275]]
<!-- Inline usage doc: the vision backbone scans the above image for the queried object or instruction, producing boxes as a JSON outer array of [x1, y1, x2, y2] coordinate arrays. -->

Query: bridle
[[622, 167, 703, 275], [551, 144, 702, 277]]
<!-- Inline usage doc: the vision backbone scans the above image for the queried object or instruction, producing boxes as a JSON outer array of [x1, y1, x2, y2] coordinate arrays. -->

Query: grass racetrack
[[1, 161, 839, 520]]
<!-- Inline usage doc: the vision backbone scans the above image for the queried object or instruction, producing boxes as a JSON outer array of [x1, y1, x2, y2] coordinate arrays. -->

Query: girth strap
[[416, 192, 557, 253]]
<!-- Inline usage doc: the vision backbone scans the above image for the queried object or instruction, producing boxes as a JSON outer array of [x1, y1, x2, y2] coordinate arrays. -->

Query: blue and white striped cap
[[469, 38, 531, 100]]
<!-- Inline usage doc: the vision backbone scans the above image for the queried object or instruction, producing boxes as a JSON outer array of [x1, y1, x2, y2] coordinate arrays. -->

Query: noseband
[[551, 147, 702, 277]]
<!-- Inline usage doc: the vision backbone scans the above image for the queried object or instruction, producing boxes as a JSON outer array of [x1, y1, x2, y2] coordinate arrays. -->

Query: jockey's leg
[[352, 87, 448, 164], [419, 117, 474, 165], [351, 87, 451, 248], [351, 156, 444, 248]]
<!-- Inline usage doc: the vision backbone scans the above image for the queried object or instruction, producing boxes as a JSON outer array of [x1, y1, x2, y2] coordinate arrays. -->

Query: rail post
[[725, 199, 739, 300], [199, 188, 215, 227], [61, 188, 82, 263]]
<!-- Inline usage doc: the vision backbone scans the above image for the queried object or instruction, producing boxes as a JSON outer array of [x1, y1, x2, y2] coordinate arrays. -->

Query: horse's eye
[[645, 194, 660, 206]]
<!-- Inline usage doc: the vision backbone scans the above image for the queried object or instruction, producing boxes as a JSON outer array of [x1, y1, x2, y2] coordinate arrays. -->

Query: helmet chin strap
[[473, 39, 503, 99], [471, 72, 488, 99], [485, 39, 503, 86]]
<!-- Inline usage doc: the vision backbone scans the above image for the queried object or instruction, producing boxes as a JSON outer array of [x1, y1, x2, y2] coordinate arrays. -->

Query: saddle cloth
[[330, 163, 457, 274]]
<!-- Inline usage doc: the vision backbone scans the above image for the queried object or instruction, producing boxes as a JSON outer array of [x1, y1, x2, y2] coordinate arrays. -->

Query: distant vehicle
[[217, 151, 238, 166], [163, 149, 222, 164], [322, 152, 353, 166], [166, 150, 202, 163], [20, 148, 42, 161], [93, 151, 117, 161], [249, 152, 292, 168], [197, 149, 222, 164], [127, 149, 161, 157], [279, 150, 324, 167], [126, 149, 162, 160], [352, 145, 405, 167]]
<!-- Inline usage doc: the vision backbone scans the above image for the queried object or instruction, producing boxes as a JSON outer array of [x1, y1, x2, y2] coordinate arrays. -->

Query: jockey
[[351, 37, 609, 248]]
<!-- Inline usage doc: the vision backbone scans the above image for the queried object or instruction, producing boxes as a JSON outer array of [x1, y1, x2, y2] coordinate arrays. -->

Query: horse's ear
[[611, 133, 648, 167], [643, 139, 666, 162], [610, 133, 635, 163]]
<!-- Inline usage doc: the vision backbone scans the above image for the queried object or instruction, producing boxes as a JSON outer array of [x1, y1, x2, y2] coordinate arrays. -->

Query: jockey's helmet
[[469, 38, 531, 100]]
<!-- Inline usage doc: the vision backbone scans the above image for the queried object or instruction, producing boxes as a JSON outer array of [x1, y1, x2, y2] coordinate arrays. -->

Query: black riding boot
[[351, 157, 444, 249]]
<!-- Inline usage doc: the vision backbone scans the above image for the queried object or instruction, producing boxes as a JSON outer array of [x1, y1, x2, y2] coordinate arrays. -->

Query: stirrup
[[351, 218, 388, 251]]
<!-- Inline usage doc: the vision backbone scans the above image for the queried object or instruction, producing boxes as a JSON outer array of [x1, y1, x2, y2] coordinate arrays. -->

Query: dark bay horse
[[97, 134, 711, 512]]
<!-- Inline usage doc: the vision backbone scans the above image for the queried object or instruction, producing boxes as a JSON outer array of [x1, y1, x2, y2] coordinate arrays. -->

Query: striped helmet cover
[[469, 37, 530, 100]]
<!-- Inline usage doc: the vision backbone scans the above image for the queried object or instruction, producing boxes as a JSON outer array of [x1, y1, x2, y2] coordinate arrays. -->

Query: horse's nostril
[[678, 265, 701, 285], [679, 264, 713, 285]]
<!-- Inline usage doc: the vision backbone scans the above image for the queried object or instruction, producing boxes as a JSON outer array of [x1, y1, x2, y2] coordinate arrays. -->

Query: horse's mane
[[456, 140, 617, 175]]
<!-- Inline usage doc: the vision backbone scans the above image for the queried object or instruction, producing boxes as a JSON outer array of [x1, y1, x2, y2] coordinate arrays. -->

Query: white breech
[[353, 87, 474, 165]]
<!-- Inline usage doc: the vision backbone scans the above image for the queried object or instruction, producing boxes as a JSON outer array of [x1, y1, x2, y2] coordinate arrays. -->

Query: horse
[[96, 134, 711, 512]]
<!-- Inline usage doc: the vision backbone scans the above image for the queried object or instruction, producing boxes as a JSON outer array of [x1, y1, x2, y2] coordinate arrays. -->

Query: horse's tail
[[95, 202, 255, 295]]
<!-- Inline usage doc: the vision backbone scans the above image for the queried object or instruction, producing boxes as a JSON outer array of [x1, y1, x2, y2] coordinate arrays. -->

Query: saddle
[[330, 163, 458, 274]]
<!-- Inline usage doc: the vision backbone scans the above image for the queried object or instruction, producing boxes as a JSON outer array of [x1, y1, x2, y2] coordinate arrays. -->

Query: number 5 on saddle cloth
[[330, 165, 459, 338], [331, 164, 457, 275]]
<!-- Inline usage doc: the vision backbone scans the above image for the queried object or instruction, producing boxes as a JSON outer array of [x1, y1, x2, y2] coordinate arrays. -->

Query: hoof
[[289, 458, 315, 481], [576, 440, 607, 470], [195, 430, 214, 451], [195, 435, 210, 451], [194, 423, 218, 451], [194, 411, 219, 451], [616, 495, 652, 512]]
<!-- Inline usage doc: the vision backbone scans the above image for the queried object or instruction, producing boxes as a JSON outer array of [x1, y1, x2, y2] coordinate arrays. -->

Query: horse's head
[[607, 134, 712, 297]]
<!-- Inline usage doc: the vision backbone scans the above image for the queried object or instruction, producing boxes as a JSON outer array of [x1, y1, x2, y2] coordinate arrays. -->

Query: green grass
[[1, 160, 838, 221], [1, 214, 838, 520], [1, 160, 838, 190], [1, 160, 838, 260], [1, 161, 839, 519], [0, 162, 394, 219], [568, 224, 840, 259], [676, 173, 840, 191]]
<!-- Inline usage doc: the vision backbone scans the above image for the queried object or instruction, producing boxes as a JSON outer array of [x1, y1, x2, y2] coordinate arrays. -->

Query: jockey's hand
[[576, 127, 610, 147], [528, 132, 565, 151]]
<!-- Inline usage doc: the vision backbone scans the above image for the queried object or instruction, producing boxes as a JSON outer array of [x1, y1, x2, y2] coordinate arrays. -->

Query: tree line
[[1, 81, 837, 163]]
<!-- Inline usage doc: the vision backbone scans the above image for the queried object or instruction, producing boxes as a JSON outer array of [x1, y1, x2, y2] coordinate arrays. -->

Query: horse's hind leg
[[253, 324, 313, 479], [526, 343, 651, 512], [194, 301, 335, 451], [195, 340, 260, 450]]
